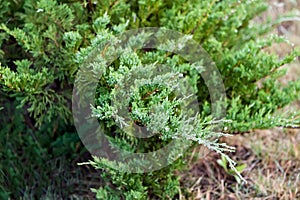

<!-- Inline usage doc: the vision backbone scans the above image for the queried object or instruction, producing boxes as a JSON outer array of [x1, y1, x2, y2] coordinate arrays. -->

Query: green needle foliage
[[1, 0, 300, 199]]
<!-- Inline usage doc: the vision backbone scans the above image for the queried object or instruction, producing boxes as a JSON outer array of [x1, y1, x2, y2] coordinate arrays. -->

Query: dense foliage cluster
[[0, 0, 299, 199]]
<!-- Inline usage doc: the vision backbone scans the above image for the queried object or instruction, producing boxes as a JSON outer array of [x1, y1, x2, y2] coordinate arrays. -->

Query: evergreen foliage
[[0, 0, 300, 199]]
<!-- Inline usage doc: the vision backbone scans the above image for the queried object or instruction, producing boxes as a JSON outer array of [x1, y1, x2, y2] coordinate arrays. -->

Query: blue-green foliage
[[1, 0, 300, 199]]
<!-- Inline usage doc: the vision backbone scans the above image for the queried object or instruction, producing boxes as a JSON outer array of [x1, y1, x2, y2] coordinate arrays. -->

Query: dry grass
[[181, 0, 300, 199], [181, 129, 300, 200]]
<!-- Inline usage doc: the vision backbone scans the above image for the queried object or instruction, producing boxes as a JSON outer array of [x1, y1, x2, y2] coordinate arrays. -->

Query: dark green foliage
[[1, 0, 300, 199], [0, 0, 89, 198], [0, 99, 82, 198]]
